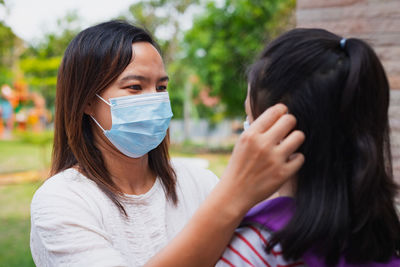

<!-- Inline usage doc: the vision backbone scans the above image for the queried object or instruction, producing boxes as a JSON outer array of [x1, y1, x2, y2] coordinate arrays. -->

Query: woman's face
[[245, 84, 254, 123], [88, 42, 168, 130]]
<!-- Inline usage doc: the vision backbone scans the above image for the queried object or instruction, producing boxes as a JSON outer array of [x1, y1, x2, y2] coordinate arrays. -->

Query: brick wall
[[296, 0, 400, 183]]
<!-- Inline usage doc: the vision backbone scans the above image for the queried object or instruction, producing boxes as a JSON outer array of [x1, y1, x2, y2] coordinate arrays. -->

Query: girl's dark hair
[[52, 20, 177, 215], [248, 28, 400, 265]]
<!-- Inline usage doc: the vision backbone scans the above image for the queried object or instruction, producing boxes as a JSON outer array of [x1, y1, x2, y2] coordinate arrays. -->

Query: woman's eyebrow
[[119, 75, 149, 84], [159, 76, 169, 82], [118, 75, 169, 84]]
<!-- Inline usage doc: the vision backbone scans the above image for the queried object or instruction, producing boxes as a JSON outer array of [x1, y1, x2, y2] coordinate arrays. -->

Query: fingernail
[[275, 103, 288, 113]]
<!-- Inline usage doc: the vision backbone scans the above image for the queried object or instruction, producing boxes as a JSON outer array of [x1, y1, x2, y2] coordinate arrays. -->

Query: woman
[[30, 20, 305, 266], [218, 28, 400, 266]]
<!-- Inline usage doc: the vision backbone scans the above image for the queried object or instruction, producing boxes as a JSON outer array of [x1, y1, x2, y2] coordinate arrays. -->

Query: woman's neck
[[94, 131, 156, 195]]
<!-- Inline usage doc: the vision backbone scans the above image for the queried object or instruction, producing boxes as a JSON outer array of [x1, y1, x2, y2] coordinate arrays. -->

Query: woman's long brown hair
[[51, 20, 177, 215]]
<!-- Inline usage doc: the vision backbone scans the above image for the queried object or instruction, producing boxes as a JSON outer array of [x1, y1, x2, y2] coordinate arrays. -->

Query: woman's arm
[[145, 104, 305, 267], [30, 104, 303, 267]]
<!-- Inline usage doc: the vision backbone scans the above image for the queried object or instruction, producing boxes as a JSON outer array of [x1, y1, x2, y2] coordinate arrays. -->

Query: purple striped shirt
[[217, 197, 400, 267]]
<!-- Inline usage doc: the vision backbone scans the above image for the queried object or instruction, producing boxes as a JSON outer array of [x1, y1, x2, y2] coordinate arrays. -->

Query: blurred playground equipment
[[0, 82, 51, 139]]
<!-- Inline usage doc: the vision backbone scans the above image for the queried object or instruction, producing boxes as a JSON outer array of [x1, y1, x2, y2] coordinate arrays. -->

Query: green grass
[[0, 181, 42, 267], [0, 140, 52, 174], [170, 149, 230, 178]]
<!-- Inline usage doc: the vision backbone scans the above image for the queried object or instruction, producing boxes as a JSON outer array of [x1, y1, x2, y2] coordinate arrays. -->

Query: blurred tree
[[0, 21, 18, 85], [19, 11, 81, 108], [120, 0, 200, 119], [0, 0, 20, 86], [184, 0, 295, 117]]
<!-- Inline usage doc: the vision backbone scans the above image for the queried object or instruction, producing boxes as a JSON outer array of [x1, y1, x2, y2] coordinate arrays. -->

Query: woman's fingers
[[284, 153, 305, 176], [221, 103, 305, 210], [250, 104, 288, 133], [263, 114, 297, 145], [278, 130, 305, 157]]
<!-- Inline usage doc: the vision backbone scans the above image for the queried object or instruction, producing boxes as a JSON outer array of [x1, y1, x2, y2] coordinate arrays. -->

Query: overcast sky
[[1, 0, 137, 43]]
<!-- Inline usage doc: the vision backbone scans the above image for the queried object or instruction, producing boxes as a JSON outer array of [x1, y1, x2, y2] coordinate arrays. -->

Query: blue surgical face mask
[[90, 92, 173, 158], [243, 117, 250, 131]]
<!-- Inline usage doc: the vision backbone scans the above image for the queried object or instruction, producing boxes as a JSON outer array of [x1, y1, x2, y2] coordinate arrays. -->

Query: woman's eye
[[127, 85, 142, 90], [156, 85, 167, 91]]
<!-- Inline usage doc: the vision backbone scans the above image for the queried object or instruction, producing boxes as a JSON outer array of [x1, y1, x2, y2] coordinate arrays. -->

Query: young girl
[[218, 28, 400, 266]]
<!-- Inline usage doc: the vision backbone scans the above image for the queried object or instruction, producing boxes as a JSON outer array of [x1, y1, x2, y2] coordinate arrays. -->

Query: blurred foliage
[[121, 0, 199, 63], [120, 0, 201, 118], [21, 11, 81, 58], [184, 0, 295, 117], [0, 21, 15, 65], [14, 130, 54, 170], [0, 139, 52, 173], [0, 0, 295, 118], [0, 181, 40, 266], [171, 139, 234, 154], [121, 0, 296, 119], [0, 21, 18, 85], [0, 65, 13, 86], [19, 11, 81, 108], [15, 130, 54, 146]]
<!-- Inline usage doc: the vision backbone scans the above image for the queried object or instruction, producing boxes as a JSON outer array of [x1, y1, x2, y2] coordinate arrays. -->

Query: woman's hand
[[145, 104, 305, 267], [221, 103, 305, 213]]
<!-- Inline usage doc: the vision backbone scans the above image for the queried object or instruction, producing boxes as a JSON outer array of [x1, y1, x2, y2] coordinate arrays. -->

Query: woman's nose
[[143, 85, 158, 94]]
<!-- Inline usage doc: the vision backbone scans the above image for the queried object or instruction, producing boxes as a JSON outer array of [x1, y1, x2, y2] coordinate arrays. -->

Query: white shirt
[[30, 162, 219, 267]]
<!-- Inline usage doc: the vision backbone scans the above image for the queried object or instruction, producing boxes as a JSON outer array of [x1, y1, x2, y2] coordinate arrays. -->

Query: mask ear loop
[[89, 94, 112, 132], [96, 94, 112, 106], [90, 115, 106, 132]]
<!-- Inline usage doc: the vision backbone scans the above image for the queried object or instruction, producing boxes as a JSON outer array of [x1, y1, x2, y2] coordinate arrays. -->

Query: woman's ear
[[84, 101, 94, 116]]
